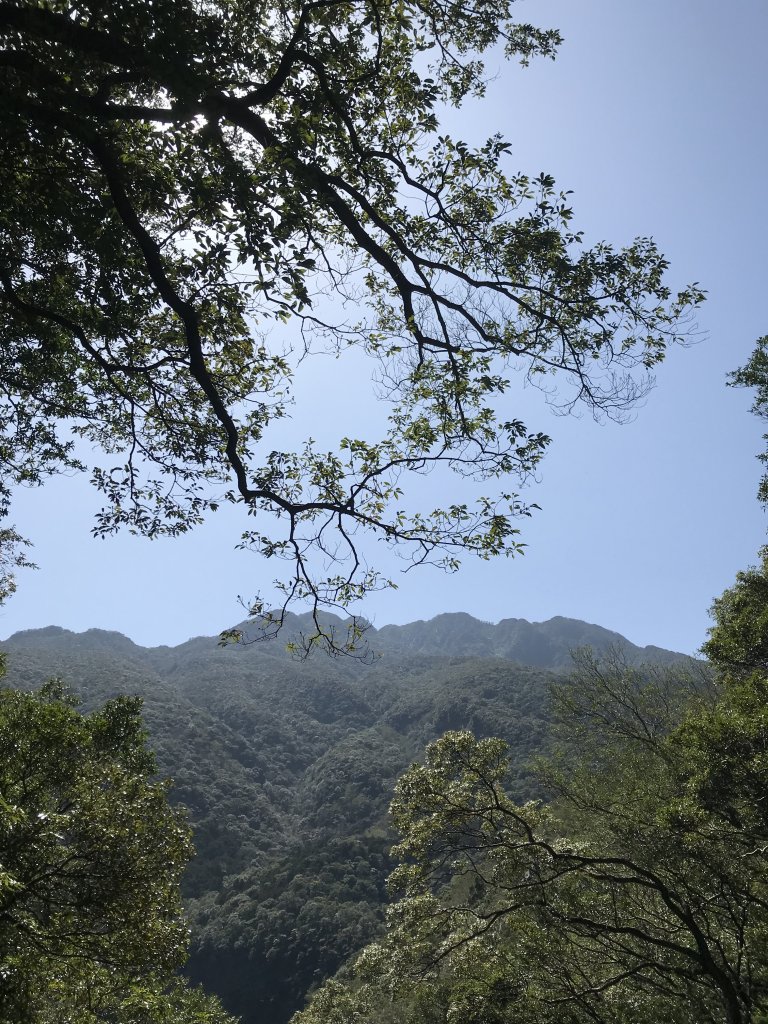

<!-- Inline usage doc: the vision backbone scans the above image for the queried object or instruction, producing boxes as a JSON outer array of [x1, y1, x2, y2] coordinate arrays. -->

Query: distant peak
[[5, 624, 73, 641], [81, 627, 136, 643], [3, 624, 138, 652]]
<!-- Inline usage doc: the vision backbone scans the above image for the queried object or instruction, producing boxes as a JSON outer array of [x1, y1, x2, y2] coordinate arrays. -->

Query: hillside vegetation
[[0, 613, 684, 1023]]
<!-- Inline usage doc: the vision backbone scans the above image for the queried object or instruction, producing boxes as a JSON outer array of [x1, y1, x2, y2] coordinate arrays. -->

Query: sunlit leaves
[[730, 335, 768, 505]]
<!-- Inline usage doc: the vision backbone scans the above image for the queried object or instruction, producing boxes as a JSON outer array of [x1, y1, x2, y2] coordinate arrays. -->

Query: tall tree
[[0, 674, 235, 1024], [293, 650, 768, 1024], [700, 549, 768, 679], [0, 0, 702, 646]]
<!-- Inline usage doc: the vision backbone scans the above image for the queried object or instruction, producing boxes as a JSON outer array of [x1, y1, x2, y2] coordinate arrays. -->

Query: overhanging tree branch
[[0, 0, 703, 649]]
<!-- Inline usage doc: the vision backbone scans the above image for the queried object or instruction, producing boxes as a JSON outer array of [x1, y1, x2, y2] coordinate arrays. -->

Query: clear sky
[[2, 0, 766, 656]]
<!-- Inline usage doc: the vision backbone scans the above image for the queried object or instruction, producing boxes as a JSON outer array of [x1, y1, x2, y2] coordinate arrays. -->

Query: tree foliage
[[701, 548, 768, 679], [188, 836, 392, 1024], [0, 674, 234, 1024], [730, 335, 768, 506], [294, 647, 768, 1024], [0, 0, 702, 645]]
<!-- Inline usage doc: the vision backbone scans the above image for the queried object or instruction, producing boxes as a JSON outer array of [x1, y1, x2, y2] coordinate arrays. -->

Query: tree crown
[[0, 0, 703, 649]]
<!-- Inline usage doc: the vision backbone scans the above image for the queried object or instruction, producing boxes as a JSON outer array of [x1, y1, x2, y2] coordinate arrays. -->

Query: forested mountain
[[372, 613, 681, 666], [0, 615, 687, 1024]]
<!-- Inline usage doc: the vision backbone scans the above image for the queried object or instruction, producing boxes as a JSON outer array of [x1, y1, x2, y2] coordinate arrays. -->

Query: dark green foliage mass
[[0, 672, 235, 1024], [188, 836, 392, 1024], [0, 613, 684, 1023], [701, 549, 768, 678], [0, 628, 291, 898]]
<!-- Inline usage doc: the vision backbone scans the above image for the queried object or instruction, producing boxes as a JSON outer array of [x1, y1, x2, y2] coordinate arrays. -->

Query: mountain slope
[[0, 614, 693, 1024]]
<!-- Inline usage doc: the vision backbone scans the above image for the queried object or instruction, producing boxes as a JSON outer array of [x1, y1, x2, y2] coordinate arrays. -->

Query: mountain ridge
[[3, 611, 690, 669]]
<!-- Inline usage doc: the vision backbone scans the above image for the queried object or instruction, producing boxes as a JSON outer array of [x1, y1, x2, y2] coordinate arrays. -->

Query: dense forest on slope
[[0, 614, 686, 1024]]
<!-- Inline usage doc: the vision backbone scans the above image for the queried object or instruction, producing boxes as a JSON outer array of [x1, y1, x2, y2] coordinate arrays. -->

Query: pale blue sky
[[2, 0, 766, 655]]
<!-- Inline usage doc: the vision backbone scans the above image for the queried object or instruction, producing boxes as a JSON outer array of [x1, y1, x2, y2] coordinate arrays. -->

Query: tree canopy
[[294, 650, 768, 1024], [0, 0, 702, 646], [0, 673, 235, 1023]]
